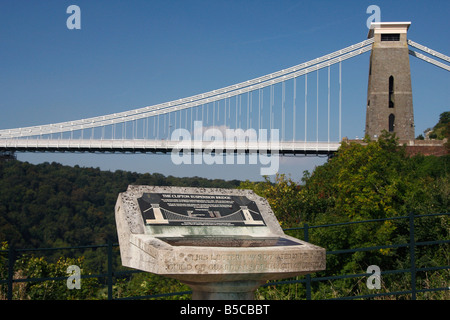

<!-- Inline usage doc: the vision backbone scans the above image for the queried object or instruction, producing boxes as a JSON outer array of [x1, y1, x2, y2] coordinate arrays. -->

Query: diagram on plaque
[[137, 192, 266, 226]]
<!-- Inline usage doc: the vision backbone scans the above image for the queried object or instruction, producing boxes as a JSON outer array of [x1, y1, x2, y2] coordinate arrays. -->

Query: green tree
[[114, 272, 191, 300], [426, 111, 449, 140], [240, 174, 302, 226], [14, 254, 100, 300], [1, 241, 101, 300], [242, 132, 449, 296]]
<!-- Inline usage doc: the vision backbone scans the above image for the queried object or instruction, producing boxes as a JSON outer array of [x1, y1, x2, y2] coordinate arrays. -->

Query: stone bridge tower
[[365, 22, 415, 141]]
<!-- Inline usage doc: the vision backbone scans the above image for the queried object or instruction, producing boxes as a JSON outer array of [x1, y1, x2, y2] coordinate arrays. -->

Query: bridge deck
[[0, 139, 339, 155]]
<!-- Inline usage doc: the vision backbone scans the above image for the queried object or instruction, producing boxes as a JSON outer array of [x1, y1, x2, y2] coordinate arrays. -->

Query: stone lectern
[[115, 185, 325, 300]]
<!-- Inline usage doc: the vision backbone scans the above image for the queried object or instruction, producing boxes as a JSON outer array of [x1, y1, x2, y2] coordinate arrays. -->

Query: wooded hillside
[[0, 160, 240, 249]]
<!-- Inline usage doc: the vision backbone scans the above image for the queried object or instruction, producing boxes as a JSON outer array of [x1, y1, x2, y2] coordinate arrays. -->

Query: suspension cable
[[409, 49, 450, 72], [408, 40, 450, 63], [1, 39, 375, 138]]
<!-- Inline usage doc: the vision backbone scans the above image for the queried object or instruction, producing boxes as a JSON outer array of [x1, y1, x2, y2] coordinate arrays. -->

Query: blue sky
[[1, 0, 449, 182]]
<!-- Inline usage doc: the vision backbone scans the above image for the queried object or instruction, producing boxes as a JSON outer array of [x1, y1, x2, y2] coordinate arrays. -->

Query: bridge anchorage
[[0, 22, 449, 159]]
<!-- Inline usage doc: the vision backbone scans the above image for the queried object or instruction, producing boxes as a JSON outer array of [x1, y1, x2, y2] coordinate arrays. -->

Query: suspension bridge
[[0, 23, 449, 157]]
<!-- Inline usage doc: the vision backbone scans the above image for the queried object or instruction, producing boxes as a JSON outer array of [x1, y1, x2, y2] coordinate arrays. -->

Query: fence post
[[409, 212, 416, 300], [7, 246, 15, 300], [303, 223, 312, 300], [107, 241, 113, 300]]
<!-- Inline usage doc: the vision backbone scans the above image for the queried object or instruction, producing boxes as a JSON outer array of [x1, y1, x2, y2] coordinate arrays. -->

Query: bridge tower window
[[389, 114, 395, 132], [389, 76, 394, 108], [381, 33, 400, 41]]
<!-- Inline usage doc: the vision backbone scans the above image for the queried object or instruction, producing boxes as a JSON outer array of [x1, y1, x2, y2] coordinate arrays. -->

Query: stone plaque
[[116, 185, 326, 299], [138, 192, 266, 226]]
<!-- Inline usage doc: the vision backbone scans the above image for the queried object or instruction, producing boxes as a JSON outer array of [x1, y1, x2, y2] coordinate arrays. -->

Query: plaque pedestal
[[115, 186, 326, 300], [183, 280, 264, 300]]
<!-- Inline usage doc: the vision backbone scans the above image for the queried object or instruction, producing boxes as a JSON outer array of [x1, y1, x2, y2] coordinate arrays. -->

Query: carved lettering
[[164, 250, 321, 273]]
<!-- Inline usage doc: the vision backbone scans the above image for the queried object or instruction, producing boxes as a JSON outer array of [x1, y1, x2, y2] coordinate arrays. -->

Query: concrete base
[[182, 280, 264, 300]]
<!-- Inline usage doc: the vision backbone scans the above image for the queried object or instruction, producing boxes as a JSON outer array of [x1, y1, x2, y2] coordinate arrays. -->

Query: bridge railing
[[1, 212, 449, 300]]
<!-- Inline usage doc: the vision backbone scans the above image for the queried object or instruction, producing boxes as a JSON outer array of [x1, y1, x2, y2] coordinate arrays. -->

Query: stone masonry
[[366, 22, 415, 140]]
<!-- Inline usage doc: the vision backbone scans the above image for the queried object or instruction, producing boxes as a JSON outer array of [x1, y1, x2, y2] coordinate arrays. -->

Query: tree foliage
[[1, 130, 448, 299], [425, 111, 450, 140], [0, 160, 240, 249], [239, 174, 302, 226], [0, 159, 240, 278], [243, 132, 449, 299]]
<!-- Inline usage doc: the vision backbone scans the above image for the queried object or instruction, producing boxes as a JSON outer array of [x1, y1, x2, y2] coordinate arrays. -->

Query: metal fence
[[1, 212, 449, 300], [278, 212, 449, 300]]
